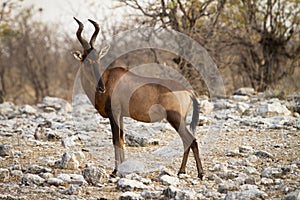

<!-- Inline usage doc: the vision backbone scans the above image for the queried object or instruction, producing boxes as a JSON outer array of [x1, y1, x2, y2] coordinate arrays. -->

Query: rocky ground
[[0, 88, 300, 200]]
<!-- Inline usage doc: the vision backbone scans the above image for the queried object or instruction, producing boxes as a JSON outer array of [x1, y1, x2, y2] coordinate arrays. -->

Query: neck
[[80, 69, 96, 106]]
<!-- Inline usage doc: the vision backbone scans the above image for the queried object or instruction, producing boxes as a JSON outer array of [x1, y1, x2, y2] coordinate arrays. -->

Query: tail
[[190, 94, 199, 134]]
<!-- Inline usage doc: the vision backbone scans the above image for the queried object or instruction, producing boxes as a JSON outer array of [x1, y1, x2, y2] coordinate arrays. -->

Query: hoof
[[198, 173, 204, 180], [110, 169, 118, 178], [177, 171, 186, 176]]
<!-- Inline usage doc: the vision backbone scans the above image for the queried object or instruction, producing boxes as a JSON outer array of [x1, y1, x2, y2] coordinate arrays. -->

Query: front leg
[[109, 115, 125, 176]]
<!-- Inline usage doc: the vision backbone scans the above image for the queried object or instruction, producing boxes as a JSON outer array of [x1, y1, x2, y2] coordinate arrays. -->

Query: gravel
[[0, 92, 299, 199]]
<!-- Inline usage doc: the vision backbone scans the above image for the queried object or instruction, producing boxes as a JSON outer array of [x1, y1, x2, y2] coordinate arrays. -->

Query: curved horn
[[73, 17, 90, 50], [88, 19, 100, 48]]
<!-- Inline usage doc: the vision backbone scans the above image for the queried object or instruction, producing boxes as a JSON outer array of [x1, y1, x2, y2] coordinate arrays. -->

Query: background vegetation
[[0, 0, 299, 104]]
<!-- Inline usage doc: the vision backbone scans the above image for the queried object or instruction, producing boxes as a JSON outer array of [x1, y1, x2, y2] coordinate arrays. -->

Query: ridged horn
[[73, 17, 90, 50], [88, 19, 101, 48]]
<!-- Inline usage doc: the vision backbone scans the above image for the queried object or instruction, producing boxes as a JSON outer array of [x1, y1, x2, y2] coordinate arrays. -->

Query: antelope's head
[[72, 17, 110, 93]]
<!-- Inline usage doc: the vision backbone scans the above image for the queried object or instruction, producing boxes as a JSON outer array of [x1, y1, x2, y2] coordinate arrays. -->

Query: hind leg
[[190, 139, 204, 179], [179, 130, 204, 179], [178, 145, 190, 175], [179, 132, 204, 179], [167, 111, 196, 176]]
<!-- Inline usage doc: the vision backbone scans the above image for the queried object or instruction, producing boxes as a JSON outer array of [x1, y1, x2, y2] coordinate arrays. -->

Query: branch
[[120, 0, 157, 18]]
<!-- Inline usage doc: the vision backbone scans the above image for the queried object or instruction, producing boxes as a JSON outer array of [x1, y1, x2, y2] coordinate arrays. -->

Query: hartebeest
[[72, 17, 204, 179]]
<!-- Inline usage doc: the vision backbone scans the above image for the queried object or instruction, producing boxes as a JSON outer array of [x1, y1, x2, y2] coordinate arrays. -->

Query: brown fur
[[73, 18, 204, 179]]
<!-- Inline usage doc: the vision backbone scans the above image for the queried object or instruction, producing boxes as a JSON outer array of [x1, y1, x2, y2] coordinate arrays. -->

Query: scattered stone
[[69, 174, 87, 185], [119, 191, 143, 200], [125, 173, 151, 185], [265, 116, 297, 129], [236, 102, 250, 113], [210, 163, 227, 172], [261, 166, 290, 178], [207, 173, 218, 180], [37, 121, 52, 129], [162, 185, 180, 199], [203, 189, 222, 199], [1, 92, 300, 199], [27, 164, 52, 174], [245, 176, 257, 185], [46, 132, 60, 141], [118, 160, 146, 176], [225, 149, 240, 157], [199, 99, 214, 115], [39, 172, 53, 179], [34, 121, 52, 140], [117, 178, 148, 191], [253, 150, 274, 159], [234, 173, 248, 185], [198, 116, 210, 126], [243, 166, 259, 175], [217, 170, 238, 180], [225, 189, 268, 200], [235, 173, 254, 185], [61, 151, 79, 169], [160, 174, 180, 186], [217, 181, 238, 193], [55, 173, 86, 185], [177, 188, 197, 200], [125, 130, 159, 147], [213, 99, 235, 110], [239, 184, 258, 191], [262, 167, 280, 178], [42, 107, 56, 113], [82, 166, 107, 186], [163, 186, 196, 200], [110, 177, 120, 183], [0, 102, 16, 115], [0, 168, 9, 182], [21, 174, 45, 186], [60, 151, 85, 170], [178, 173, 190, 179], [0, 194, 27, 200], [0, 144, 12, 157], [246, 155, 259, 163], [273, 144, 284, 148], [257, 101, 291, 117], [228, 159, 247, 168], [38, 96, 72, 113], [207, 174, 223, 184], [261, 177, 274, 185], [233, 88, 256, 96], [61, 135, 79, 148], [230, 95, 249, 101], [284, 190, 300, 200], [141, 190, 161, 199], [10, 170, 23, 180], [63, 184, 82, 195], [215, 177, 223, 184], [159, 168, 174, 177], [56, 173, 71, 182], [239, 146, 253, 154], [46, 177, 64, 186], [19, 105, 37, 115]]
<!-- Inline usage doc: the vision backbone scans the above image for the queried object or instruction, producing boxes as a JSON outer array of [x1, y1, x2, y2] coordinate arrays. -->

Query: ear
[[98, 44, 110, 59], [72, 51, 83, 61]]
